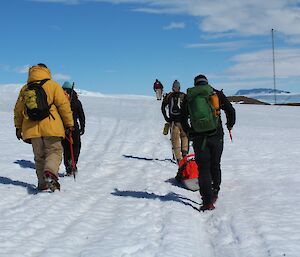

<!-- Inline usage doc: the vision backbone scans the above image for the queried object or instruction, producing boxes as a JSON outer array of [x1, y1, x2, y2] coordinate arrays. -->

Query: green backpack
[[187, 84, 219, 134]]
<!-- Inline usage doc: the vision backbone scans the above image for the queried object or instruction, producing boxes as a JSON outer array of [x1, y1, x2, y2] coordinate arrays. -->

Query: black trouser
[[62, 126, 81, 170], [193, 134, 224, 205]]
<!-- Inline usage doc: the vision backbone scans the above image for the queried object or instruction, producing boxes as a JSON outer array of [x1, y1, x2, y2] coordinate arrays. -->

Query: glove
[[65, 126, 74, 136], [16, 128, 22, 140], [226, 123, 233, 131], [80, 127, 85, 136], [165, 117, 171, 123]]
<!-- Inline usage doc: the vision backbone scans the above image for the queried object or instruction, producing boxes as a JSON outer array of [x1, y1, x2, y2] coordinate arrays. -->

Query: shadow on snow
[[0, 175, 39, 195], [111, 188, 199, 211], [165, 177, 187, 190], [123, 155, 176, 164], [14, 159, 35, 169]]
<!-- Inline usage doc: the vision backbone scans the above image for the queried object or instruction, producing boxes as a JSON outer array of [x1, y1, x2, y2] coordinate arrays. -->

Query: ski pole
[[229, 129, 233, 142]]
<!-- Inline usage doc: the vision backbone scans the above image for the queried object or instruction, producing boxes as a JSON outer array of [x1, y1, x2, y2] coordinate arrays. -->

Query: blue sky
[[1, 0, 300, 96]]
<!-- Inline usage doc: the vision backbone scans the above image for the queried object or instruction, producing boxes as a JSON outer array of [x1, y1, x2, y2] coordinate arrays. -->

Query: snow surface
[[0, 85, 300, 257]]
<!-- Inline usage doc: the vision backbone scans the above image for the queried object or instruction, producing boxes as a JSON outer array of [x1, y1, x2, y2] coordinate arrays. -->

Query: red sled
[[175, 154, 199, 191]]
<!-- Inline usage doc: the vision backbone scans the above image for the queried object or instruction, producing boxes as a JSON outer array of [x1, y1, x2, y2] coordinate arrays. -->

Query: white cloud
[[227, 48, 300, 79], [15, 65, 31, 74], [286, 35, 300, 44], [163, 22, 185, 30], [30, 0, 300, 38], [0, 64, 10, 72], [53, 73, 71, 80], [1, 64, 30, 74], [31, 0, 80, 4], [185, 40, 250, 51]]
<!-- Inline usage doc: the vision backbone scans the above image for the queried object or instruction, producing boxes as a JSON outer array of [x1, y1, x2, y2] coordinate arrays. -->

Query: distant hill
[[235, 88, 290, 95], [227, 96, 270, 105]]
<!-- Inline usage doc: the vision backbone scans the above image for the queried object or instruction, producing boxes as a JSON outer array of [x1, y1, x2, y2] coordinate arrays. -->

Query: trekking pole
[[229, 129, 233, 142]]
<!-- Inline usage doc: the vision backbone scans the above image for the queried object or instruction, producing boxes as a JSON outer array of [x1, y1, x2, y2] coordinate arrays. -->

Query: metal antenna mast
[[271, 28, 277, 104]]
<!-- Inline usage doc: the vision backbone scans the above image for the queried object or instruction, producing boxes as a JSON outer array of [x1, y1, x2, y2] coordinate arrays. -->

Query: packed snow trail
[[0, 86, 299, 257]]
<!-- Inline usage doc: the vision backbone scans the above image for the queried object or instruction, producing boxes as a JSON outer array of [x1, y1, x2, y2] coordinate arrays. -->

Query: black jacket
[[182, 87, 235, 137], [65, 89, 85, 131]]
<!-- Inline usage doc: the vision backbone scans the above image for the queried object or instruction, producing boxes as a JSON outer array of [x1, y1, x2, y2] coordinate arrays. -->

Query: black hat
[[172, 80, 180, 91], [194, 74, 208, 85], [37, 63, 48, 68]]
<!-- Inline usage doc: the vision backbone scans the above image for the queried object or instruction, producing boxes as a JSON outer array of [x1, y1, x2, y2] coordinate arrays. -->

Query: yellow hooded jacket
[[14, 65, 74, 140]]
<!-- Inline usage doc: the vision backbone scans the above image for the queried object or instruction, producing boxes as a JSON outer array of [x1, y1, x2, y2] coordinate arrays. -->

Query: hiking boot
[[212, 195, 218, 204], [65, 171, 73, 177], [65, 165, 78, 177], [37, 184, 49, 191], [44, 171, 60, 192], [212, 189, 219, 204], [200, 203, 215, 212], [65, 166, 73, 176]]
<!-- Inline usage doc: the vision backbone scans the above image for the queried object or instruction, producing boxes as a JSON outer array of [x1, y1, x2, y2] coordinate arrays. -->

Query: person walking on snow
[[14, 63, 74, 191], [161, 80, 189, 164], [182, 74, 235, 211], [61, 81, 86, 176], [153, 79, 164, 100]]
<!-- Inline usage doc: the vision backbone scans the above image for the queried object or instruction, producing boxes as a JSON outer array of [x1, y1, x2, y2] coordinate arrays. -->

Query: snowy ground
[[0, 85, 300, 257]]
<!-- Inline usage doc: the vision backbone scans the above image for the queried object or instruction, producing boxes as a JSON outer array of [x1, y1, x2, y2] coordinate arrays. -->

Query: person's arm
[[14, 87, 25, 130], [161, 93, 171, 122], [180, 94, 191, 133], [77, 99, 86, 135], [217, 90, 236, 130], [14, 87, 26, 140]]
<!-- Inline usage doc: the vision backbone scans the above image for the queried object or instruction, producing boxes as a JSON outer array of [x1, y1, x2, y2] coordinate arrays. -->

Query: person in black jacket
[[182, 74, 236, 211], [161, 80, 188, 164], [62, 81, 86, 176]]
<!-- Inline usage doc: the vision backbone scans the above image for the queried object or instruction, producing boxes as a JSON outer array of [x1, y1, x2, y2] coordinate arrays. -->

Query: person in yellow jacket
[[14, 63, 74, 191]]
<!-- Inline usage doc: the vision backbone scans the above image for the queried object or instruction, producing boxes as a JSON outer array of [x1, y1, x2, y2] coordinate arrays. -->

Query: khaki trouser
[[155, 89, 162, 100], [170, 122, 188, 162], [31, 137, 63, 187]]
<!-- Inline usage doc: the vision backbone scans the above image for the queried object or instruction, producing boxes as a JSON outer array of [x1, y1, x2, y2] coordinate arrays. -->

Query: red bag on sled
[[175, 154, 199, 191]]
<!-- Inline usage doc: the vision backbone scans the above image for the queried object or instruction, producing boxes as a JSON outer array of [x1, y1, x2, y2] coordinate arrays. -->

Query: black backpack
[[168, 92, 184, 116], [24, 79, 52, 121]]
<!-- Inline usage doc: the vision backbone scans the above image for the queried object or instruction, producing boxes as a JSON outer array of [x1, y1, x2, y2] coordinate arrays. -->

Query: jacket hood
[[27, 65, 52, 83]]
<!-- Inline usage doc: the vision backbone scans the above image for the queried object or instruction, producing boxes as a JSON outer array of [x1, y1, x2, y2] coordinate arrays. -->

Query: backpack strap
[[164, 92, 174, 104], [27, 78, 50, 87]]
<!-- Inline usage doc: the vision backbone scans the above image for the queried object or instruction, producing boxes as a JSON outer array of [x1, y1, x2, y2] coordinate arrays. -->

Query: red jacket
[[153, 81, 163, 90]]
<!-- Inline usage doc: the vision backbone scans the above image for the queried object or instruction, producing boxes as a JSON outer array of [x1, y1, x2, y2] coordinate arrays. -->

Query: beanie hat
[[62, 81, 72, 89], [37, 63, 48, 68], [194, 74, 208, 86], [172, 80, 180, 91]]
